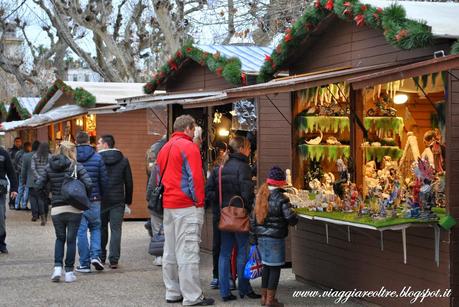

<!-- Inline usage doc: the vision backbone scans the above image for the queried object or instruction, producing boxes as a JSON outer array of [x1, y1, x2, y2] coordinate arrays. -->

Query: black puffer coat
[[205, 153, 254, 218], [99, 149, 133, 210], [37, 154, 92, 207], [252, 188, 298, 239]]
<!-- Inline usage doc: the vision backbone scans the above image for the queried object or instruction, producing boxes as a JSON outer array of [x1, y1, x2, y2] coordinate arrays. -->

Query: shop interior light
[[218, 128, 230, 137], [394, 93, 408, 105]]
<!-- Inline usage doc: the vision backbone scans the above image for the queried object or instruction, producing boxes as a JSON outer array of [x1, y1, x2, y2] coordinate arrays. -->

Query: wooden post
[[350, 87, 364, 187]]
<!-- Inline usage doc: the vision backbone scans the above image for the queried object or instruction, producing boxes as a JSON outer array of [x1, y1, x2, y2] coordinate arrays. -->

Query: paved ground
[[0, 209, 377, 307]]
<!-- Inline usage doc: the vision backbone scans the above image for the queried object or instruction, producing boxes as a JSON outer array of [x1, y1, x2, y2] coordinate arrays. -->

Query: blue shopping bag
[[244, 245, 263, 280]]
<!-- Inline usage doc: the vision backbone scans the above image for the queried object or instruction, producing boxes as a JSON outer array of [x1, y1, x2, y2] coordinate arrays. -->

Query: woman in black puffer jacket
[[206, 136, 259, 302], [253, 166, 298, 307], [37, 141, 92, 284]]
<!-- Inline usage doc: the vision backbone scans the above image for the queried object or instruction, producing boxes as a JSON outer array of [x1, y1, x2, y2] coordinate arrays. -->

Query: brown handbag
[[218, 165, 250, 233]]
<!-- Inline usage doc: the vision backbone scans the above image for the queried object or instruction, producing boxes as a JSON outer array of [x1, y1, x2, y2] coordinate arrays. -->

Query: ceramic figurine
[[306, 130, 323, 145], [326, 136, 341, 145]]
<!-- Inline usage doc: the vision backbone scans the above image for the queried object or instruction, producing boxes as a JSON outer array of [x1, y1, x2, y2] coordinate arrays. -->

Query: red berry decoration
[[314, 0, 321, 8], [216, 67, 223, 76], [325, 0, 334, 11], [354, 14, 365, 26]]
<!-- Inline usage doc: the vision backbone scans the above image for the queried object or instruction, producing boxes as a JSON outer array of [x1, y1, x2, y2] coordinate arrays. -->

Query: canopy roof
[[1, 104, 87, 131]]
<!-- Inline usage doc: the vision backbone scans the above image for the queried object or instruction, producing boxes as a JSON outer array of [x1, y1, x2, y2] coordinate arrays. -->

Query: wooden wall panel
[[36, 126, 48, 143], [256, 93, 292, 186], [292, 218, 450, 307], [166, 61, 235, 93], [291, 18, 451, 75], [96, 110, 165, 219], [449, 69, 459, 306]]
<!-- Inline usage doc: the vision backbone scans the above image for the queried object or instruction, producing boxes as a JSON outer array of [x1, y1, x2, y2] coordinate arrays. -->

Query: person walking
[[20, 141, 40, 221], [14, 141, 31, 210], [252, 166, 299, 307], [156, 115, 214, 306], [97, 135, 133, 269], [0, 146, 18, 253], [8, 137, 21, 210], [146, 137, 166, 266], [75, 131, 108, 273], [37, 141, 92, 282], [206, 136, 260, 302], [31, 142, 52, 225]]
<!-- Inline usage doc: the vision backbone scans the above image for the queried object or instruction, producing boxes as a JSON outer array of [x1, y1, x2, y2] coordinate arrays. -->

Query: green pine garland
[[74, 88, 96, 108], [0, 103, 7, 121], [10, 97, 31, 119], [258, 1, 437, 83], [452, 41, 459, 55], [144, 43, 244, 94], [35, 80, 96, 114], [34, 80, 73, 114]]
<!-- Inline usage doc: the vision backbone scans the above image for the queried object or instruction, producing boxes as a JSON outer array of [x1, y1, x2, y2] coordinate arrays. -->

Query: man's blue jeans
[[77, 201, 102, 267], [15, 176, 29, 209], [218, 231, 252, 298]]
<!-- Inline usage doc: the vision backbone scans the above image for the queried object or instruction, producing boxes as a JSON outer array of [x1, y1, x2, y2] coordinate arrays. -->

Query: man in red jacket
[[156, 115, 214, 306]]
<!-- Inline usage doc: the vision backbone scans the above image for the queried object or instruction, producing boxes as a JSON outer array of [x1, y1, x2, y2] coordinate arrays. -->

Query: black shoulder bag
[[147, 140, 178, 215], [61, 163, 91, 211]]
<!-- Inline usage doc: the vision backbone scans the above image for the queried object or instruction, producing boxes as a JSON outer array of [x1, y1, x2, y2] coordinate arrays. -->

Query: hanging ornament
[[216, 67, 223, 76], [354, 14, 365, 27], [168, 59, 178, 70], [241, 73, 247, 85], [395, 29, 409, 41], [343, 2, 352, 17], [360, 5, 367, 11], [325, 0, 334, 11]]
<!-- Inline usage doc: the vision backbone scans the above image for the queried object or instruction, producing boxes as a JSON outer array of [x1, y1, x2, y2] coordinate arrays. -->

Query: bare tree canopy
[[0, 0, 454, 96]]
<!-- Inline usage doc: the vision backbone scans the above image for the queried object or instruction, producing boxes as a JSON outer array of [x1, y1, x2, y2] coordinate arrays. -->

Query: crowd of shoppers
[[1, 134, 133, 283]]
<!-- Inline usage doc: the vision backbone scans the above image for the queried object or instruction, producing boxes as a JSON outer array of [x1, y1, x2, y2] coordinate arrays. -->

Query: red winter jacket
[[156, 132, 205, 209]]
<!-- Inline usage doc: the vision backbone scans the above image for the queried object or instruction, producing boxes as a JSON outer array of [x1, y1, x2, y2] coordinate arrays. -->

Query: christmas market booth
[[0, 96, 39, 146], [181, 0, 459, 305], [116, 44, 271, 249]]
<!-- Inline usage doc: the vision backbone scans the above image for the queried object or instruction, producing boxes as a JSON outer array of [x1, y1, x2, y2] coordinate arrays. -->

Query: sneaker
[[91, 258, 105, 271], [51, 267, 62, 282], [64, 271, 77, 283], [191, 296, 215, 306], [166, 297, 183, 303], [153, 256, 162, 266], [75, 265, 91, 273], [210, 278, 219, 289]]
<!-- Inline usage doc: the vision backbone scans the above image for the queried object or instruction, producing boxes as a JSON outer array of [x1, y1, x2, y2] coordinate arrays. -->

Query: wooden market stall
[[1, 97, 39, 147], [180, 1, 459, 305], [118, 44, 272, 250]]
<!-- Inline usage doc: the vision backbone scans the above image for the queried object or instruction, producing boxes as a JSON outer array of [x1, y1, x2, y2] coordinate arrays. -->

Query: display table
[[296, 211, 442, 266]]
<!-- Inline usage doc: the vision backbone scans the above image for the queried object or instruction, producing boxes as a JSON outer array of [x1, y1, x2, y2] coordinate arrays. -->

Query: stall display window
[[290, 75, 447, 227]]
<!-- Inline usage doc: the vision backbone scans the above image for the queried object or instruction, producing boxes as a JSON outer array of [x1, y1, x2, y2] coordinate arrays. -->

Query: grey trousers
[[163, 206, 204, 305], [101, 205, 125, 264]]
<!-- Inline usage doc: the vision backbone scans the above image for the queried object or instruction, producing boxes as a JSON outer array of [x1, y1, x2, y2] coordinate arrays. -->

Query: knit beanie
[[266, 166, 287, 187]]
